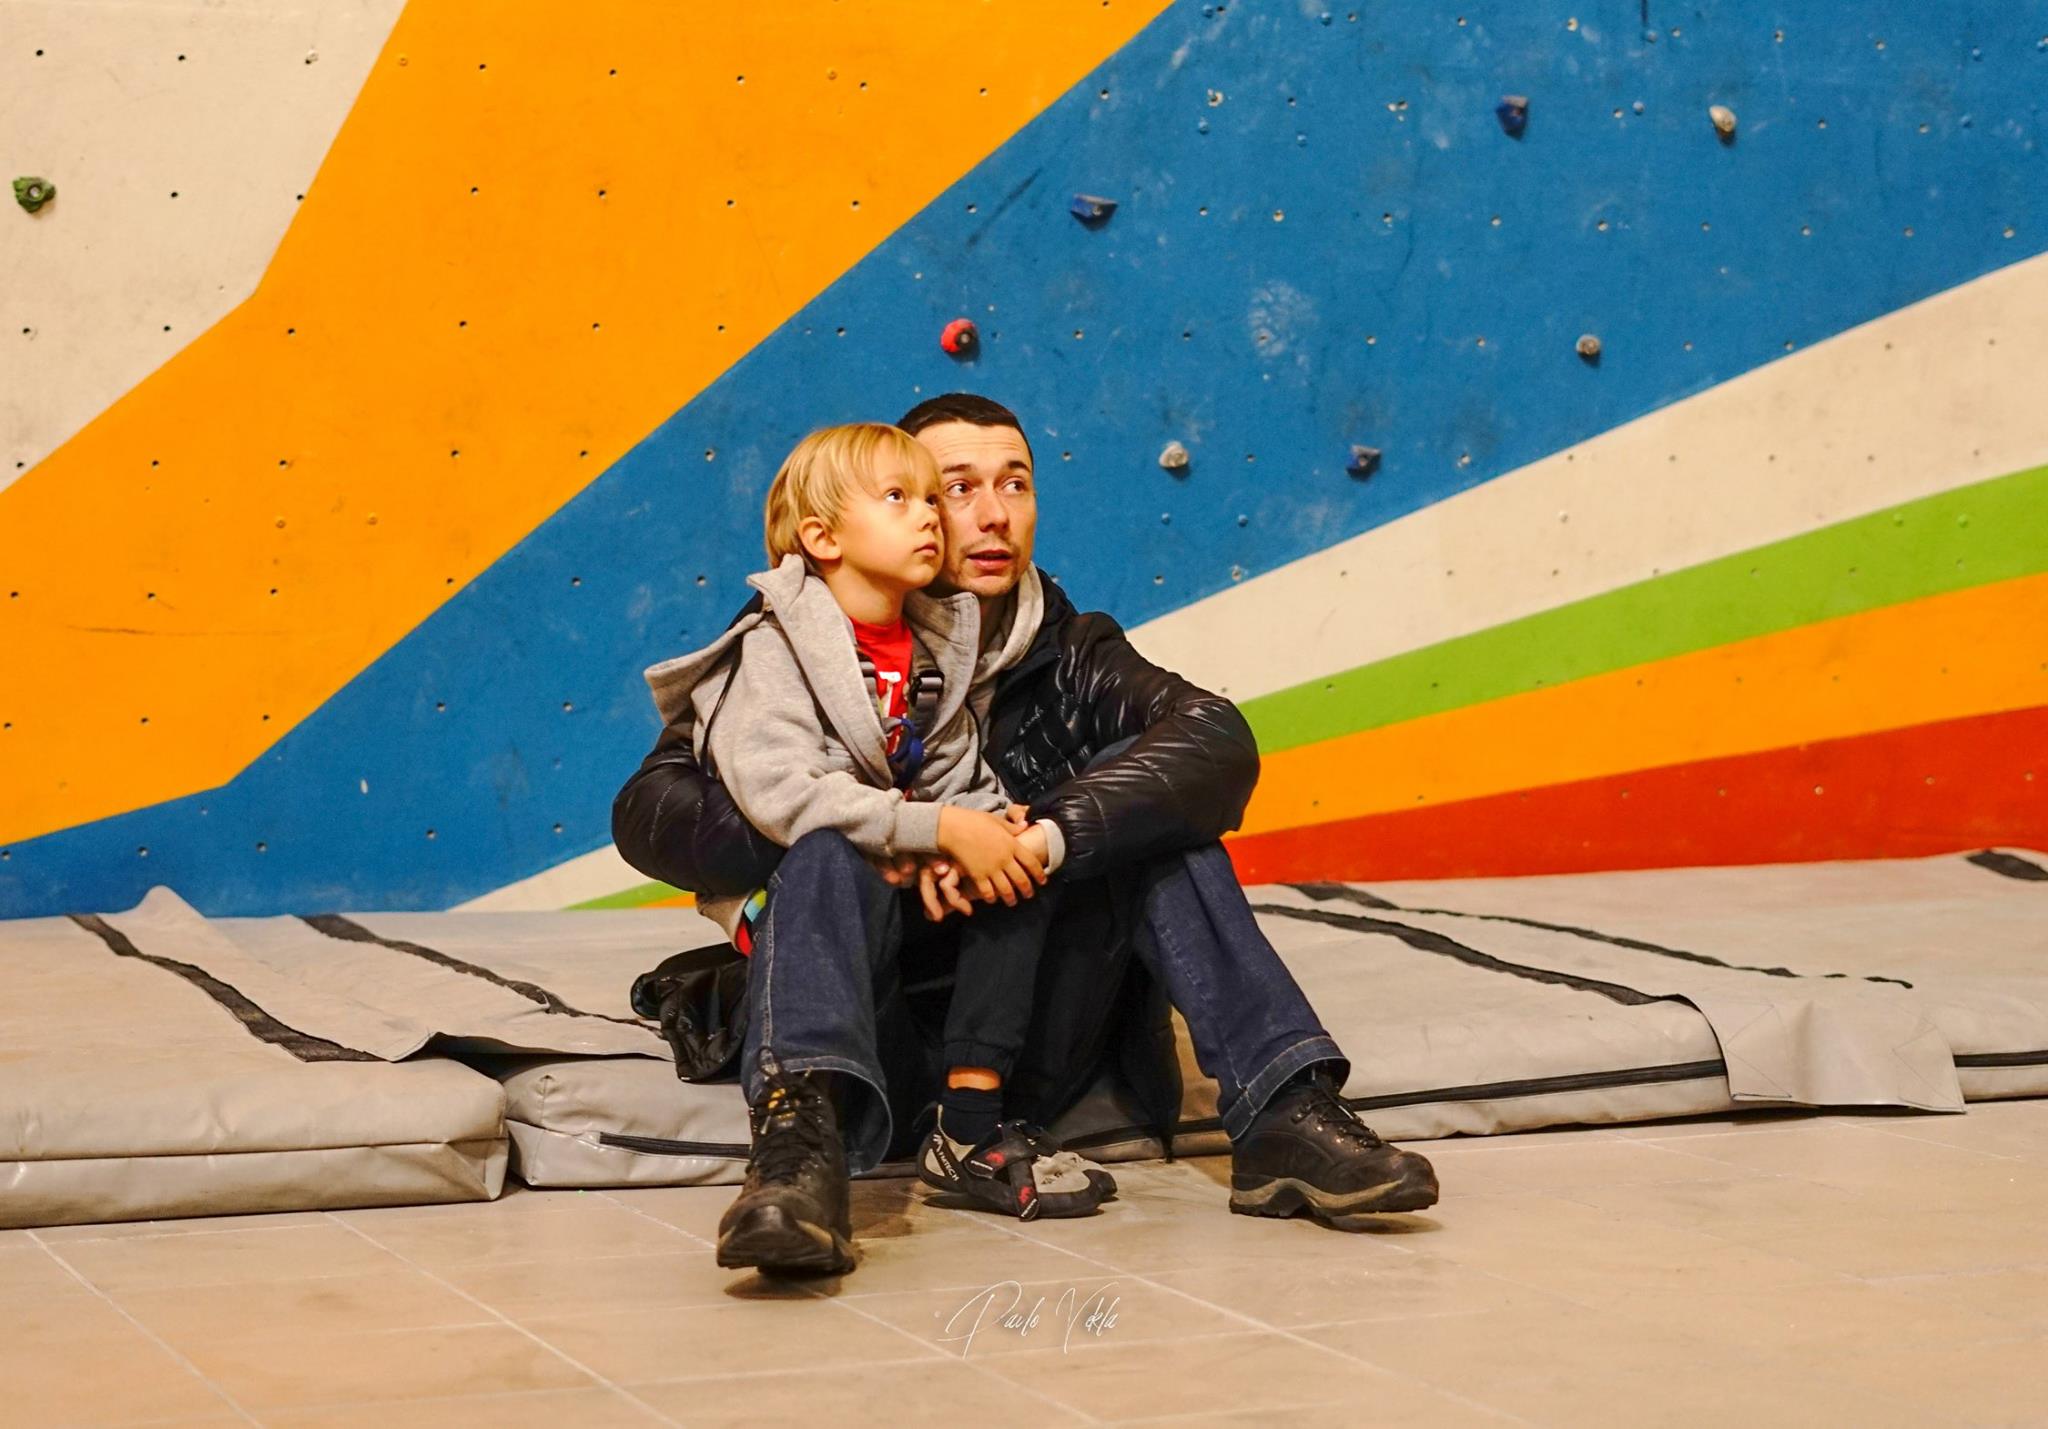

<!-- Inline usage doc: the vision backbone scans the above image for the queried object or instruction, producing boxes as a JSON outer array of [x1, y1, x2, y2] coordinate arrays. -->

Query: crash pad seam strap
[[1964, 850, 2048, 882], [1251, 902, 1666, 1006], [1289, 883, 1915, 989], [1954, 1050, 2048, 1068], [300, 914, 652, 1029], [67, 913, 380, 1063], [1057, 1059, 1733, 1154]]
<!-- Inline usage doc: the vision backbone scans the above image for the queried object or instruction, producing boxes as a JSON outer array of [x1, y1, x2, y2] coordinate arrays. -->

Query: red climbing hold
[[940, 317, 978, 355]]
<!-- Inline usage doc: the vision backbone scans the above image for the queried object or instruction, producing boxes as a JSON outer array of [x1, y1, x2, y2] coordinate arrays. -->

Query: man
[[613, 394, 1438, 1274]]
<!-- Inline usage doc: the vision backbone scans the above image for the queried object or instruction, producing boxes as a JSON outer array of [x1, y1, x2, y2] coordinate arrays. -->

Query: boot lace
[[1293, 1083, 1387, 1152], [751, 1081, 830, 1186]]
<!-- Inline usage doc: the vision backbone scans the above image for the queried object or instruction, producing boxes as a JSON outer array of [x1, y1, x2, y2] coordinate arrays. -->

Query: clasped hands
[[871, 803, 1050, 922]]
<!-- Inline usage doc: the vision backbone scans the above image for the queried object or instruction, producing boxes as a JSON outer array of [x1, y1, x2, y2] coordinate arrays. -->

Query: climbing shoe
[[918, 1117, 1113, 1220], [715, 1055, 856, 1275], [1229, 1066, 1439, 1229]]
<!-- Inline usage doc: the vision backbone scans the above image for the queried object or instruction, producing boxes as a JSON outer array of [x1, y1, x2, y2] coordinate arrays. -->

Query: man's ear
[[797, 516, 839, 563]]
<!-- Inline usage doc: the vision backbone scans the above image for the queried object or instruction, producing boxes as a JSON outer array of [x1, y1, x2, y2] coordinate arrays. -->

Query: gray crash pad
[[6, 851, 2041, 1215], [0, 897, 506, 1229]]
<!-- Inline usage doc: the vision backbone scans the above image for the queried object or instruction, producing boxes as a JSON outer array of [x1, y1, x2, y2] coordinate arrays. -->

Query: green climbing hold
[[13, 176, 55, 213]]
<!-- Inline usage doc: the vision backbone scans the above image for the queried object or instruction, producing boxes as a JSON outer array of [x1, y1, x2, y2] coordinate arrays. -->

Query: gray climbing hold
[[1496, 95, 1529, 137], [13, 176, 55, 213], [1576, 333, 1603, 361], [1709, 104, 1738, 141], [1345, 445, 1381, 478], [1158, 441, 1190, 471], [1069, 193, 1117, 226]]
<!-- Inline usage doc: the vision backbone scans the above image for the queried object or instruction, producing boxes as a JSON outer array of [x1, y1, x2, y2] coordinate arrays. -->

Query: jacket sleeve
[[917, 705, 1014, 816], [708, 626, 950, 857], [609, 720, 785, 898], [1024, 617, 1261, 881]]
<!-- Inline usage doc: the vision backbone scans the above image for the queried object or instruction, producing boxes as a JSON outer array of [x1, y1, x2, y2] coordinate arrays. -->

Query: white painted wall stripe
[[0, 0, 405, 492], [452, 842, 652, 912], [1130, 252, 2048, 703]]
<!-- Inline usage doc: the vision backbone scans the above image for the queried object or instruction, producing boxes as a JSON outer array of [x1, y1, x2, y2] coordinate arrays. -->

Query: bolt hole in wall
[[6, 5, 2046, 913]]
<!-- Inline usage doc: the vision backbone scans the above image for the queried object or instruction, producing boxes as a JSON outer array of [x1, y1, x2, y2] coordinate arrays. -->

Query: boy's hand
[[936, 807, 1047, 906], [1004, 803, 1032, 829]]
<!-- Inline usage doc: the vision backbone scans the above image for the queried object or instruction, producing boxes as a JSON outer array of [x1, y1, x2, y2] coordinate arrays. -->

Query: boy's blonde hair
[[763, 423, 940, 565]]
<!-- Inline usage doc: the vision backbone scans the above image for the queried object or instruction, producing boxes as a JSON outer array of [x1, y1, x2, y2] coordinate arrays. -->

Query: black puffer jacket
[[611, 572, 1260, 894]]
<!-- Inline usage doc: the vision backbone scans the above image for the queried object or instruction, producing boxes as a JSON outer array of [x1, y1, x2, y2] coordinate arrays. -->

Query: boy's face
[[804, 463, 944, 591], [914, 421, 1038, 599]]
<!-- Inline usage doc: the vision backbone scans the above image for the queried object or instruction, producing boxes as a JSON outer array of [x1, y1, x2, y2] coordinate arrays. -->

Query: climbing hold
[[12, 176, 55, 213], [1158, 441, 1191, 472], [1345, 445, 1382, 478], [939, 317, 978, 356], [1709, 104, 1738, 141], [1495, 95, 1530, 137], [1069, 193, 1118, 226], [1576, 333, 1603, 362]]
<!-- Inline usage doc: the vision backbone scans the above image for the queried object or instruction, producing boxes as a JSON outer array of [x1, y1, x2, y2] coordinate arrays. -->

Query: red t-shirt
[[850, 616, 913, 724]]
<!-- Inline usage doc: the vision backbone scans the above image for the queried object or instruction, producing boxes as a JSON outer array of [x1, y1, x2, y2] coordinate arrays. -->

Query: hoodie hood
[[969, 564, 1045, 716], [641, 554, 982, 788]]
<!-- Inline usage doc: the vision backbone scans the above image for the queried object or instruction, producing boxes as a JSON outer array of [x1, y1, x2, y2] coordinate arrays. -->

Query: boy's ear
[[797, 516, 839, 563]]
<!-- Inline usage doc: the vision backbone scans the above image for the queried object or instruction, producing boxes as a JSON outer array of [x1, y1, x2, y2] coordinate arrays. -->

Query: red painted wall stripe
[[1226, 704, 2048, 885]]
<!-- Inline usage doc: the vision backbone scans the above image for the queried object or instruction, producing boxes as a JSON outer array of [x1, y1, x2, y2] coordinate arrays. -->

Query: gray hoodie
[[641, 554, 1036, 936]]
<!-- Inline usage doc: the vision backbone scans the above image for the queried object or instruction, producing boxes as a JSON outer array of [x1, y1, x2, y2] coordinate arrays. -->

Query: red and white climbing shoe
[[918, 1119, 1113, 1220]]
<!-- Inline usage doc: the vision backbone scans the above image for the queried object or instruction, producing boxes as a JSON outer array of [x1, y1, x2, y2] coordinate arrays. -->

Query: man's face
[[914, 420, 1038, 599]]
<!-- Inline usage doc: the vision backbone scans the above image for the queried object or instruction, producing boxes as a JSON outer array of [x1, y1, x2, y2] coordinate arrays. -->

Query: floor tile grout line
[[322, 1211, 681, 1428], [1111, 1393, 1523, 1426], [26, 1229, 265, 1427], [601, 1184, 1099, 1422], [33, 1218, 350, 1247], [923, 1202, 1540, 1427], [602, 1351, 999, 1389], [222, 1381, 697, 1422], [590, 1189, 719, 1251]]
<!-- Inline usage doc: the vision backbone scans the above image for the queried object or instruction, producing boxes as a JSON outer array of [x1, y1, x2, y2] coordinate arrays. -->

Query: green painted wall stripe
[[569, 879, 688, 910], [1243, 464, 2048, 755]]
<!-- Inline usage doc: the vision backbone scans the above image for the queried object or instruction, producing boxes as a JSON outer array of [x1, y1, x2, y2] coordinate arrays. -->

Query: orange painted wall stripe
[[1240, 571, 2048, 839], [0, 0, 1170, 845]]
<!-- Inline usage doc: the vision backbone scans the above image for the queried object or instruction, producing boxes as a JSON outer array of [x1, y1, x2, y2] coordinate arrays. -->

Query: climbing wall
[[2, 0, 2043, 917]]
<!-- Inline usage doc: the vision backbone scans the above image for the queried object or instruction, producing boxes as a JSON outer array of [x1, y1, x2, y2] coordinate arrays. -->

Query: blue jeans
[[741, 830, 1347, 1172], [1129, 842, 1349, 1140]]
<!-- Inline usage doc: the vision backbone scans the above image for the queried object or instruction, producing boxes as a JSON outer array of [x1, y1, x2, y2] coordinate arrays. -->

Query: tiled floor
[[11, 1101, 2048, 1426]]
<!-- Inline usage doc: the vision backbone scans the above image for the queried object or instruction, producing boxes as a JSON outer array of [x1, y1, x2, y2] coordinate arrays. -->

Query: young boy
[[642, 423, 1110, 1220]]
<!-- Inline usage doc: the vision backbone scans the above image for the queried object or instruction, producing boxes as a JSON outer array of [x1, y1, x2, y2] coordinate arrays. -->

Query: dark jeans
[[740, 830, 1347, 1173]]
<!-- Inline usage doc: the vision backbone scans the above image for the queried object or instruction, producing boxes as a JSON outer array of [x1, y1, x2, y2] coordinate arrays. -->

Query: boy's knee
[[784, 829, 864, 867], [779, 830, 885, 895]]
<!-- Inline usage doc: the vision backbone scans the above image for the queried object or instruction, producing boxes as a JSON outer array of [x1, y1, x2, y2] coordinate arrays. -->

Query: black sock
[[938, 1084, 1004, 1150]]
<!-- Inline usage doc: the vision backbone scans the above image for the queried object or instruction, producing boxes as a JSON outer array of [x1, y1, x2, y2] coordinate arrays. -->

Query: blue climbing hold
[[1069, 193, 1118, 226], [1496, 95, 1529, 138], [1346, 445, 1382, 478]]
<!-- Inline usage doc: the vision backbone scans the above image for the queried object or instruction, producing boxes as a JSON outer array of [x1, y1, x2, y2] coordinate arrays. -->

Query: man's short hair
[[896, 392, 1034, 467], [762, 422, 939, 565]]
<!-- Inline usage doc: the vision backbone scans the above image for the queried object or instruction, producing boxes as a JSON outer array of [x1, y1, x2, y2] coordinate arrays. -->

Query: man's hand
[[870, 851, 920, 888], [1015, 821, 1050, 869], [918, 860, 978, 922], [936, 807, 1047, 906]]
